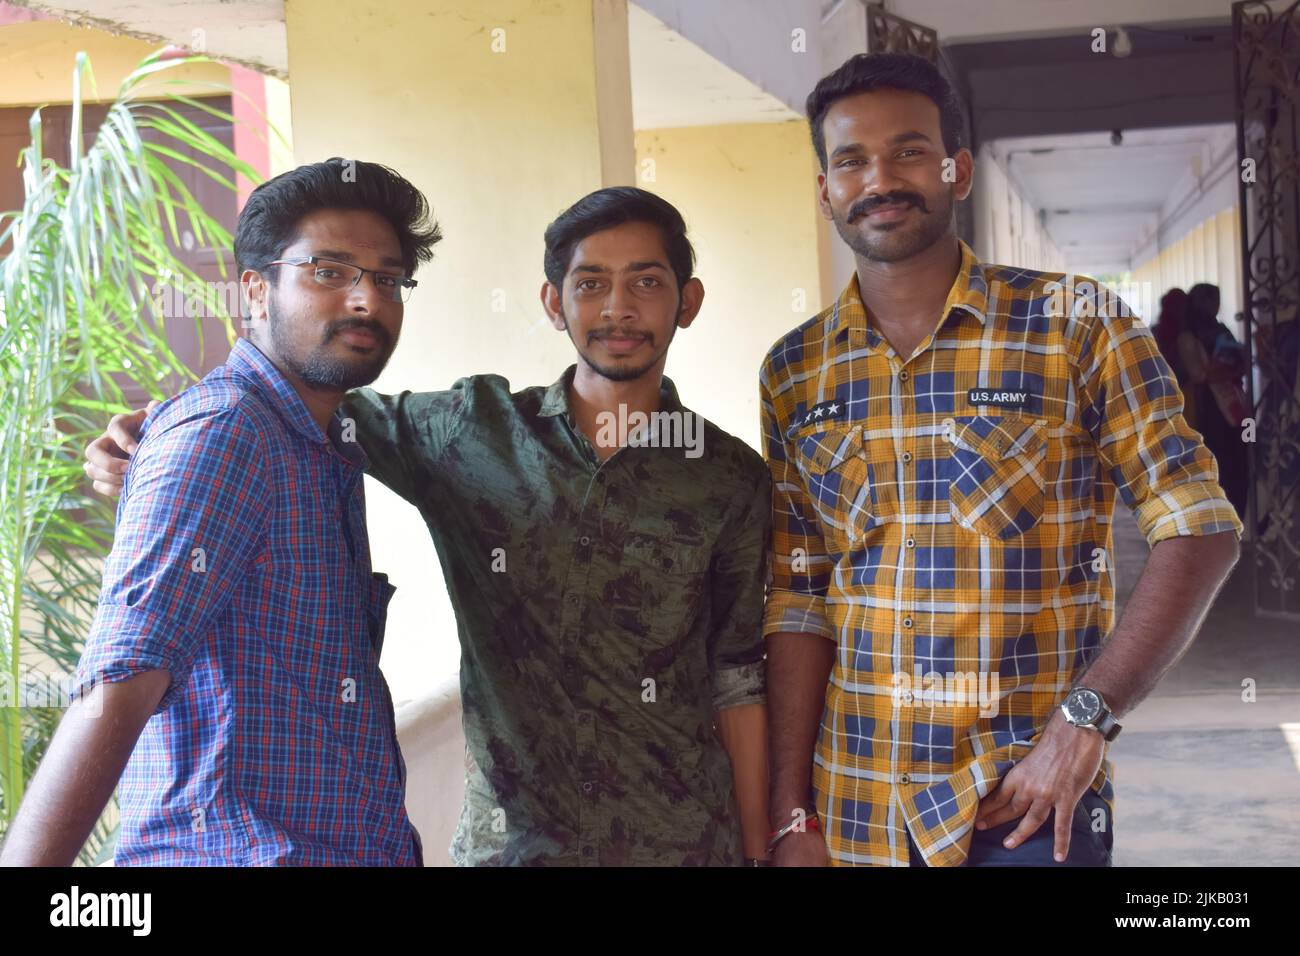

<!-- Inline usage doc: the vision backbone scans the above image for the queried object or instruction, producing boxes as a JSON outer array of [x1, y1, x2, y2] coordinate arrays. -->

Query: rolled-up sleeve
[[759, 366, 834, 640], [1070, 287, 1244, 547], [74, 406, 270, 712]]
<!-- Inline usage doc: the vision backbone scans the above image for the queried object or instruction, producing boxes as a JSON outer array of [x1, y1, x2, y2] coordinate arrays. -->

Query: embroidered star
[[827, 403, 840, 415], [813, 407, 825, 417]]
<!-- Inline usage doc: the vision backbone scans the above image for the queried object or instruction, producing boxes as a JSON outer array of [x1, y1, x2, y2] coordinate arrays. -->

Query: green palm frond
[[0, 49, 261, 864]]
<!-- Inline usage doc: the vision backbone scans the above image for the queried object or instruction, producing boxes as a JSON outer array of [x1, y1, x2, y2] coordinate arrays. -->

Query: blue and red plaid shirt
[[74, 338, 421, 866]]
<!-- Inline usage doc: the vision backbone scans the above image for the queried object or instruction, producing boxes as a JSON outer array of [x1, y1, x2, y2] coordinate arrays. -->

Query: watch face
[[1065, 688, 1102, 723]]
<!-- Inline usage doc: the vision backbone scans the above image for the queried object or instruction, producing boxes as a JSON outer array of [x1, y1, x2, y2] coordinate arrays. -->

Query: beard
[[832, 187, 954, 263], [562, 301, 680, 383], [267, 296, 394, 391]]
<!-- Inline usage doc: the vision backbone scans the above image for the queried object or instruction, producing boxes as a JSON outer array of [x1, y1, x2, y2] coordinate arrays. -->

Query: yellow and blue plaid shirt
[[759, 239, 1242, 866]]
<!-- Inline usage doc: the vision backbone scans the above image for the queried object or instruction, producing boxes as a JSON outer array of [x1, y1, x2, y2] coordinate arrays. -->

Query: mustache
[[588, 326, 652, 342], [848, 191, 930, 223], [325, 317, 391, 348]]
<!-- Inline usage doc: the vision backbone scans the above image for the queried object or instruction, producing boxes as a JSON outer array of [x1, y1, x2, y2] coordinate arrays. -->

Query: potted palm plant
[[0, 49, 260, 864]]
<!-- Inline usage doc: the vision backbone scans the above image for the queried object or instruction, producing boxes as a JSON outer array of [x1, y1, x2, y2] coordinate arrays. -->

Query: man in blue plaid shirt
[[0, 158, 439, 865]]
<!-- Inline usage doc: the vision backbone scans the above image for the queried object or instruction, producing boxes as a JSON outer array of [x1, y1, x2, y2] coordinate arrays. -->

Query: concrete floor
[[1106, 508, 1300, 866]]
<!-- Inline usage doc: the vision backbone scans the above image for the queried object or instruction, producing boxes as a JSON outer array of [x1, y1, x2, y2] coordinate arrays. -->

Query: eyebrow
[[570, 260, 670, 275], [314, 248, 407, 270], [829, 130, 934, 161]]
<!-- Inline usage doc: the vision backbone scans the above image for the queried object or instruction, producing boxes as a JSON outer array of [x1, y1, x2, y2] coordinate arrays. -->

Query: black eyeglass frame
[[267, 255, 418, 302]]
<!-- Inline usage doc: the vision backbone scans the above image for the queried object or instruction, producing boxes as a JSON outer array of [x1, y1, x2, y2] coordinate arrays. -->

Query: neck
[[568, 360, 665, 459], [854, 234, 963, 325], [249, 338, 344, 433]]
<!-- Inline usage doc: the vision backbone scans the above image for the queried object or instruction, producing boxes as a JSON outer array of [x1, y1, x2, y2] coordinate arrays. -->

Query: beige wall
[[283, 0, 634, 709], [633, 120, 827, 449], [973, 143, 1065, 273], [1130, 208, 1243, 336]]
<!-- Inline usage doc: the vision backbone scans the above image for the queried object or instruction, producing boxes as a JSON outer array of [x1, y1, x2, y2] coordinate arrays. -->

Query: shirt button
[[582, 781, 593, 793], [582, 846, 595, 857], [579, 535, 590, 546], [902, 616, 913, 628], [903, 691, 914, 704], [899, 370, 910, 382], [901, 451, 913, 463], [905, 537, 915, 549], [899, 773, 911, 785]]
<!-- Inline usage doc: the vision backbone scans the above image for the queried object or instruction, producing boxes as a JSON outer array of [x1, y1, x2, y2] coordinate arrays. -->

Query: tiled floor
[[1106, 508, 1300, 865]]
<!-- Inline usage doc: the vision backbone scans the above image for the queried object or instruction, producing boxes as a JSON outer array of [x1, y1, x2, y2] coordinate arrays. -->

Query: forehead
[[822, 88, 942, 146], [284, 207, 402, 256], [567, 220, 670, 271]]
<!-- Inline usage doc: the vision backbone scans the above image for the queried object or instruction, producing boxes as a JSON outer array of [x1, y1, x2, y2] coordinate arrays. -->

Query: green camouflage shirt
[[345, 366, 770, 866]]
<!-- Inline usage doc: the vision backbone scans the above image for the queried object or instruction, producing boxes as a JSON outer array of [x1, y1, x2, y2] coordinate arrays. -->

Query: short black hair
[[543, 187, 695, 293], [234, 157, 442, 277], [806, 53, 965, 171]]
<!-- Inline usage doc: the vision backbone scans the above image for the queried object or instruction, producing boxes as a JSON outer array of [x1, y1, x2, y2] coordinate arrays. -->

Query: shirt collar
[[227, 339, 361, 461], [537, 364, 687, 418], [833, 238, 990, 338]]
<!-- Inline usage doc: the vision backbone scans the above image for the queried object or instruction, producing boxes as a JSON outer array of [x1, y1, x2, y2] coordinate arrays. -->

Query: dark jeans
[[907, 787, 1113, 866]]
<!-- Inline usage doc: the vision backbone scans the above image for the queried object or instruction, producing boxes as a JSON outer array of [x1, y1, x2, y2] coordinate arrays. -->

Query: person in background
[[1179, 283, 1250, 520], [1153, 288, 1190, 408]]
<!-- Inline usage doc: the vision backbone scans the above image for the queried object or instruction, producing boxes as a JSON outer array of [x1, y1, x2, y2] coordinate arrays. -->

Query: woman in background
[[1179, 283, 1250, 520]]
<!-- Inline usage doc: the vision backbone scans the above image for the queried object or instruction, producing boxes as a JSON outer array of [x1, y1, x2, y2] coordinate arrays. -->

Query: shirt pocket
[[620, 535, 711, 677], [791, 424, 874, 555], [943, 415, 1047, 540]]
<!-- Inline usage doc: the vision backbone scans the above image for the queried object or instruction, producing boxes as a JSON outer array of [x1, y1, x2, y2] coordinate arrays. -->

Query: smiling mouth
[[859, 202, 913, 223]]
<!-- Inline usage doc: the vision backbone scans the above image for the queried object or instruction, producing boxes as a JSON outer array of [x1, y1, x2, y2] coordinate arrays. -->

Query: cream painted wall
[[1130, 208, 1243, 337], [633, 120, 826, 450], [0, 20, 229, 106], [263, 75, 293, 175], [283, 0, 633, 703], [973, 143, 1065, 273]]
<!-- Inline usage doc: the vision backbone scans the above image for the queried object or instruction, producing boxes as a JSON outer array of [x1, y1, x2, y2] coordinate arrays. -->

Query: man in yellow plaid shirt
[[762, 53, 1243, 867]]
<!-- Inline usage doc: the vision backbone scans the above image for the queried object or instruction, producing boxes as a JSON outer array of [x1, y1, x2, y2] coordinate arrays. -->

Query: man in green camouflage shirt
[[87, 187, 771, 866]]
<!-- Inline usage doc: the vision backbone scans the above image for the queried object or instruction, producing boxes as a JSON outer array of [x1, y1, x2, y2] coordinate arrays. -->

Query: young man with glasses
[[1, 158, 437, 866]]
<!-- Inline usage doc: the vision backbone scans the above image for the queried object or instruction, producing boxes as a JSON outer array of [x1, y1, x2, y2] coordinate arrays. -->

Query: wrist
[[767, 809, 821, 854], [769, 790, 814, 828]]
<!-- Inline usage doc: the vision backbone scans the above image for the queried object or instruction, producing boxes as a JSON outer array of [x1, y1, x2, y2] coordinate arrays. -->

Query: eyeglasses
[[268, 255, 418, 303]]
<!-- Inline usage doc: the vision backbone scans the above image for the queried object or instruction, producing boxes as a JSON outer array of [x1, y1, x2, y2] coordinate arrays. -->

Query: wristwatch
[[1060, 686, 1122, 741]]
